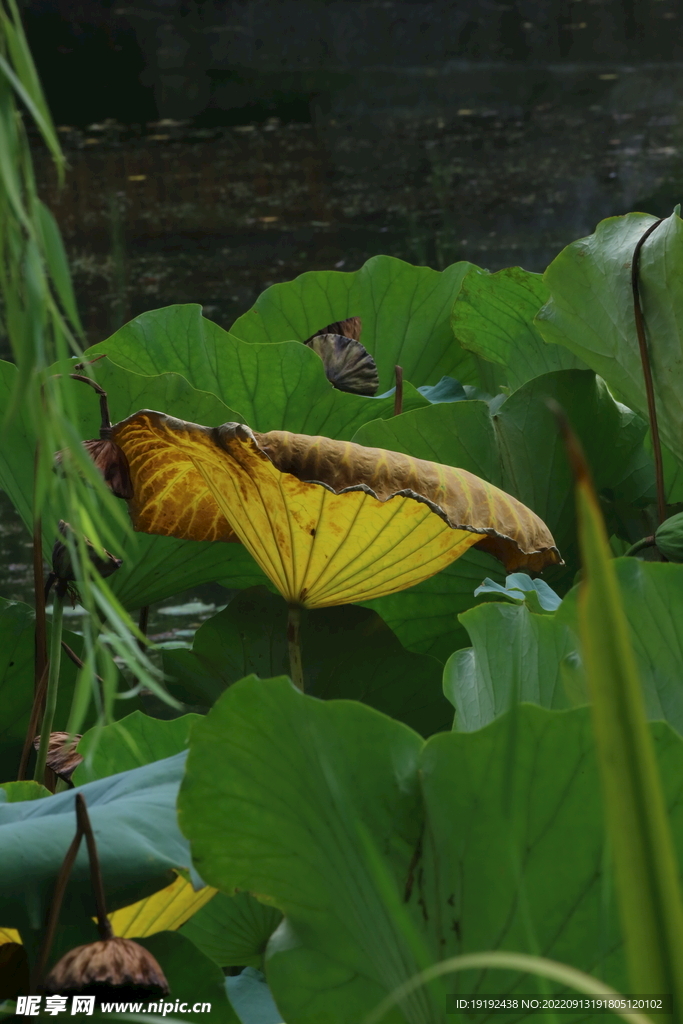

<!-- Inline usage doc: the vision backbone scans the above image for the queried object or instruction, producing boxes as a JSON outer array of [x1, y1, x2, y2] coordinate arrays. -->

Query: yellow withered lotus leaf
[[107, 873, 217, 938], [111, 411, 562, 608]]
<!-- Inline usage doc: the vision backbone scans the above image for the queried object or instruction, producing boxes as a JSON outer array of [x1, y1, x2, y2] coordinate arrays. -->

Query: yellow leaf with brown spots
[[112, 411, 562, 608]]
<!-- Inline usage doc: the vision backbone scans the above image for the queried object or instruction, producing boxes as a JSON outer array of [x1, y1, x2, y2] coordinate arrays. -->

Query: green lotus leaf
[[83, 304, 429, 440], [181, 891, 283, 970], [162, 587, 451, 736], [179, 677, 683, 1023], [445, 559, 683, 737], [451, 265, 585, 391], [228, 255, 479, 392], [137, 931, 240, 1024], [536, 209, 683, 471], [73, 710, 203, 785]]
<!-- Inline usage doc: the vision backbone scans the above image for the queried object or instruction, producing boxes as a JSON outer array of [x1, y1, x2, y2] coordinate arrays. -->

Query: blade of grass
[[555, 405, 683, 1007]]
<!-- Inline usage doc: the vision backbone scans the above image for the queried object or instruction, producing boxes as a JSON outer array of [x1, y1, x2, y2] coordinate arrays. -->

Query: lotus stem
[[17, 661, 49, 780], [394, 365, 403, 416], [625, 535, 657, 558], [632, 218, 666, 524], [287, 603, 304, 691], [33, 581, 66, 783], [33, 513, 47, 697], [76, 794, 112, 940], [32, 803, 84, 991]]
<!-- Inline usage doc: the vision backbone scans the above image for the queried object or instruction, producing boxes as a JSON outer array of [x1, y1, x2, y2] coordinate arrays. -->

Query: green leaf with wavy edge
[[354, 369, 655, 598], [73, 710, 202, 785], [179, 676, 683, 1024], [443, 602, 581, 732], [445, 558, 683, 738], [0, 752, 196, 944], [536, 210, 683, 477], [228, 256, 479, 392], [451, 265, 586, 393], [83, 304, 429, 440], [0, 359, 269, 610], [573, 435, 683, 1002], [162, 586, 451, 736], [181, 893, 283, 970]]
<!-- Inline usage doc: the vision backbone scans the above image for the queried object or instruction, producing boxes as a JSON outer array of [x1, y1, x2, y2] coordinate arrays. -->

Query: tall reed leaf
[[560, 410, 683, 1006]]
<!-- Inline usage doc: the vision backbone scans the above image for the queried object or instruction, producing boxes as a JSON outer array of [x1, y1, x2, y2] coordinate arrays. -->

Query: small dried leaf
[[306, 333, 379, 396], [32, 732, 83, 783], [112, 411, 562, 608], [43, 936, 169, 1000]]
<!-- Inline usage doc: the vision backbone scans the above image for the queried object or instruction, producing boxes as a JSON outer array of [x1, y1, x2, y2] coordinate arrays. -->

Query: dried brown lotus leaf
[[112, 411, 562, 608], [43, 936, 168, 1001]]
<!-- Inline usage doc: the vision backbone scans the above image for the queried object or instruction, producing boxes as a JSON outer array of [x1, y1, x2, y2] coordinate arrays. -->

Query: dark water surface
[[4, 60, 683, 635]]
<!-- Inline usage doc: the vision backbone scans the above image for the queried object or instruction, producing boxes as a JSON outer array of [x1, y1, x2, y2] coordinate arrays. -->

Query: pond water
[[4, 60, 683, 637]]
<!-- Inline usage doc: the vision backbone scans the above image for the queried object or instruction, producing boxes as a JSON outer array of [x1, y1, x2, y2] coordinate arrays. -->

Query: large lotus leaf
[[353, 369, 655, 590], [445, 558, 683, 737], [83, 304, 430, 440], [0, 597, 130, 784], [362, 547, 506, 662], [225, 968, 286, 1024], [0, 359, 268, 610], [181, 891, 283, 970], [137, 932, 240, 1024], [112, 412, 560, 608], [229, 255, 479, 391], [0, 751, 196, 938], [73, 710, 202, 784], [179, 677, 683, 1023], [536, 210, 683, 465], [451, 265, 586, 392], [163, 587, 451, 736]]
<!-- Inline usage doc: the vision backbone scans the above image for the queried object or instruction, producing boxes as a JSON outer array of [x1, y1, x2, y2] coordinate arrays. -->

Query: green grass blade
[[560, 412, 683, 1007]]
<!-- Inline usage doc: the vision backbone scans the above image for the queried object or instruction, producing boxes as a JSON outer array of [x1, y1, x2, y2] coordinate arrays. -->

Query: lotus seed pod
[[43, 936, 169, 1002], [32, 732, 83, 783], [655, 512, 683, 562], [305, 333, 379, 396], [54, 437, 134, 500], [303, 316, 362, 343]]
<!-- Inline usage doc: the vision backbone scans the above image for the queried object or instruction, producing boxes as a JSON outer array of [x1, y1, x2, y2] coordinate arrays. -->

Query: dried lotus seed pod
[[43, 936, 169, 1002], [305, 332, 379, 396], [303, 316, 362, 343], [54, 437, 134, 500]]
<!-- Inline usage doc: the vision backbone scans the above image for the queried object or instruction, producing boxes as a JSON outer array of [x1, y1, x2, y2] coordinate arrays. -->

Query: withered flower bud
[[52, 521, 123, 583], [54, 434, 134, 500], [44, 936, 169, 1002], [33, 731, 83, 784]]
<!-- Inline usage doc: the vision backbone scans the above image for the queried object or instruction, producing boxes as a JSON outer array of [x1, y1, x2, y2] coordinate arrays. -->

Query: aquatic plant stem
[[33, 582, 66, 783], [17, 661, 49, 780], [632, 218, 666, 524], [33, 515, 47, 696], [625, 535, 656, 558], [76, 793, 113, 940], [394, 365, 403, 416], [287, 603, 304, 691]]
